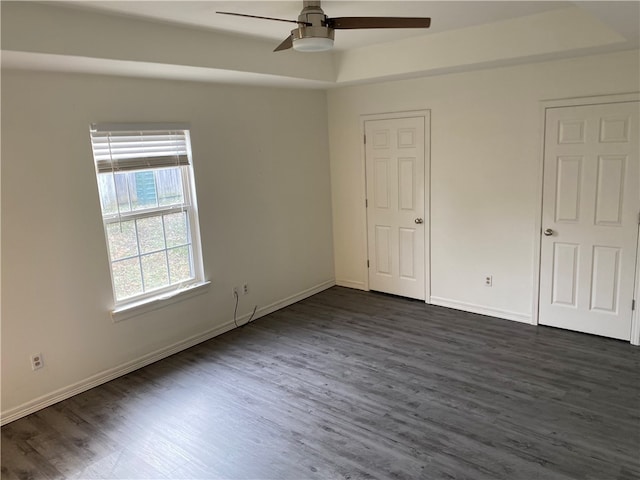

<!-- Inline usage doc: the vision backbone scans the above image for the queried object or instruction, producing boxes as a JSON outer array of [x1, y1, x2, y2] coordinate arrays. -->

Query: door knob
[[543, 228, 554, 236], [415, 218, 424, 224]]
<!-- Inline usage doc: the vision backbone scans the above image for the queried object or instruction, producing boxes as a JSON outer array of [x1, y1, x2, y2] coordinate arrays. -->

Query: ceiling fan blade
[[327, 17, 431, 29], [274, 35, 293, 52], [216, 11, 311, 26]]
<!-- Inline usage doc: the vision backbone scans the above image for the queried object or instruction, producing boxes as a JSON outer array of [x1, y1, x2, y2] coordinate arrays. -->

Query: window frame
[[90, 123, 206, 314]]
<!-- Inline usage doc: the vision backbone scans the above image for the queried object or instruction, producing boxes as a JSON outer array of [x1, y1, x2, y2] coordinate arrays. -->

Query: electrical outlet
[[485, 275, 493, 287], [242, 283, 249, 295], [31, 353, 44, 371], [233, 287, 239, 298]]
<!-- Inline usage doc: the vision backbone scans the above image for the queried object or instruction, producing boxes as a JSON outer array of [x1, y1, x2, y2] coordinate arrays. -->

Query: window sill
[[111, 281, 211, 323]]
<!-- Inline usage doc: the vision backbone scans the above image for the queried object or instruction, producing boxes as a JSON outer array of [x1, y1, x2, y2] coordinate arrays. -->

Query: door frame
[[632, 228, 640, 345], [360, 110, 431, 302], [533, 92, 640, 344]]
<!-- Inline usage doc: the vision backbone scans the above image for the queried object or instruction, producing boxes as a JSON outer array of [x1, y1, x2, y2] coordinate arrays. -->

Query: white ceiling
[[3, 1, 639, 87], [56, 1, 575, 51]]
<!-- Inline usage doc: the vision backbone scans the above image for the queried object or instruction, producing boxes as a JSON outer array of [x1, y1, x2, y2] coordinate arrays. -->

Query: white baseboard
[[336, 279, 367, 290], [1, 279, 335, 426], [429, 296, 532, 324]]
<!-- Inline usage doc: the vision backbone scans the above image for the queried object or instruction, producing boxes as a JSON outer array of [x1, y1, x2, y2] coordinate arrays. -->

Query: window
[[90, 123, 205, 307]]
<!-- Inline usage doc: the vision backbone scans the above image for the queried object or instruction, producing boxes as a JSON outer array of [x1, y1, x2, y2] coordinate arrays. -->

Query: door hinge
[[633, 299, 636, 311], [364, 134, 367, 145], [367, 260, 370, 268], [365, 199, 368, 208]]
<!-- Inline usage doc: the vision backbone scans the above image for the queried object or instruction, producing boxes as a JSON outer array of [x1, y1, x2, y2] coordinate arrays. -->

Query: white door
[[365, 115, 426, 300], [539, 101, 639, 340]]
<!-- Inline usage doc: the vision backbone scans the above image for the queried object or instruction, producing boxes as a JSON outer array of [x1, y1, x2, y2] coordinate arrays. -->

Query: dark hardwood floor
[[2, 286, 639, 479]]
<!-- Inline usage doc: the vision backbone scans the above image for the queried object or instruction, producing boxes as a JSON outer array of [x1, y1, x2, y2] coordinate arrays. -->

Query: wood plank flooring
[[2, 286, 639, 479]]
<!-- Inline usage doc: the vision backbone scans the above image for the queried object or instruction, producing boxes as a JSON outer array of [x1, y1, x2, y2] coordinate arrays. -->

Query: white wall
[[328, 50, 640, 322], [1, 71, 334, 420]]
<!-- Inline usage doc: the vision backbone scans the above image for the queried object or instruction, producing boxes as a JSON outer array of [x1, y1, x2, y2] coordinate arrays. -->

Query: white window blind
[[90, 123, 190, 173]]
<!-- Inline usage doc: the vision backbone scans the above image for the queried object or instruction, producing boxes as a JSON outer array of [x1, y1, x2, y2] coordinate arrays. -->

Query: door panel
[[555, 156, 582, 222], [398, 158, 415, 210], [375, 226, 392, 275], [590, 246, 620, 312], [540, 101, 639, 340], [595, 155, 625, 225], [373, 159, 390, 208], [551, 242, 579, 307], [365, 116, 425, 300], [399, 227, 416, 279]]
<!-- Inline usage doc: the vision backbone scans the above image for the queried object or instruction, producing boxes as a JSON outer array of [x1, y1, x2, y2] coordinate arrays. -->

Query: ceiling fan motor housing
[[292, 0, 334, 51]]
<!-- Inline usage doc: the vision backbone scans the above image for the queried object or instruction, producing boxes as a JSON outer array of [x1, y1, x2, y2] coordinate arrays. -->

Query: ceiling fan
[[217, 1, 431, 52]]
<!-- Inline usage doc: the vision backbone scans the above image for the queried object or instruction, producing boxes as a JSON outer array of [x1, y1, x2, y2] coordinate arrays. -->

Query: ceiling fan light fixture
[[292, 36, 334, 52], [291, 25, 335, 52]]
